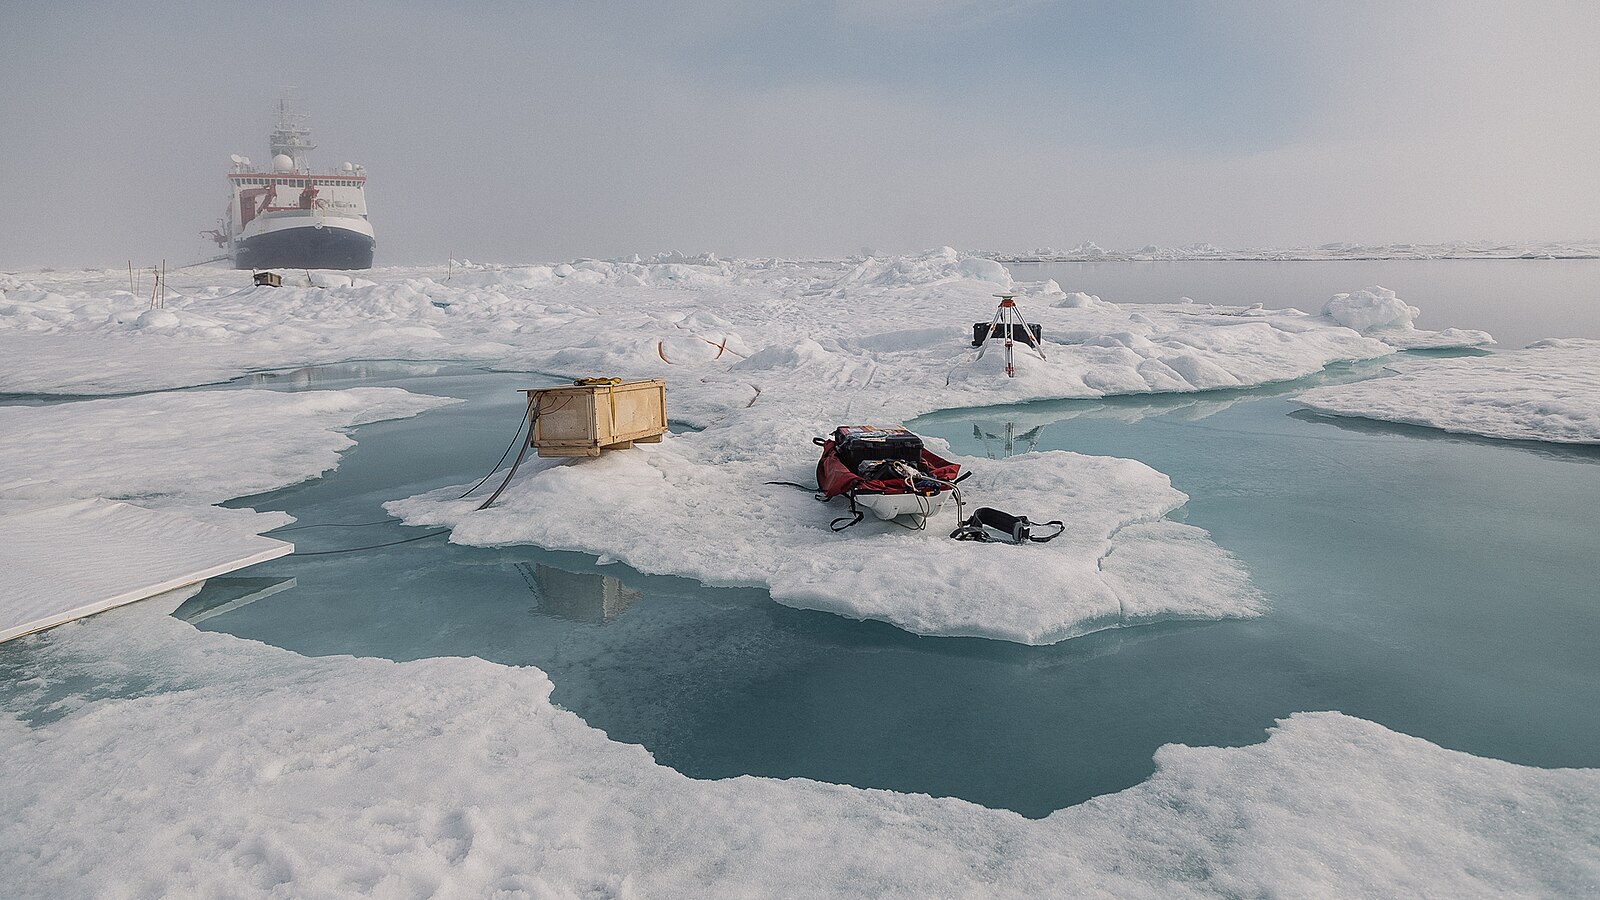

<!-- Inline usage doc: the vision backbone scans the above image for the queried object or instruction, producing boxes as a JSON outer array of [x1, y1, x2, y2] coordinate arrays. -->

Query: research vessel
[[205, 98, 375, 269]]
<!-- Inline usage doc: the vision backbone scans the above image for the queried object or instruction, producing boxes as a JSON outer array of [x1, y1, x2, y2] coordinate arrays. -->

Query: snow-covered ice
[[388, 432, 1262, 644], [1295, 339, 1600, 444], [0, 385, 446, 639], [995, 238, 1600, 262], [1, 252, 1592, 896], [0, 499, 292, 643], [1319, 285, 1493, 350], [0, 388, 455, 529], [2, 252, 1486, 643], [1, 253, 1483, 416], [1, 603, 1596, 898]]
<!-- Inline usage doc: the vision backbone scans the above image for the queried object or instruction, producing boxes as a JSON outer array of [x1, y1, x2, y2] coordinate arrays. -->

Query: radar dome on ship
[[272, 154, 295, 172]]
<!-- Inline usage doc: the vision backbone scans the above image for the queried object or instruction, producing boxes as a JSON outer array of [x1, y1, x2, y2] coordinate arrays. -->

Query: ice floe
[[1, 253, 1483, 408], [1295, 339, 1600, 444], [996, 239, 1600, 262], [2, 604, 1595, 898], [0, 388, 455, 529], [388, 427, 1262, 644], [2, 254, 1590, 896], [2, 253, 1486, 641], [1319, 285, 1493, 350]]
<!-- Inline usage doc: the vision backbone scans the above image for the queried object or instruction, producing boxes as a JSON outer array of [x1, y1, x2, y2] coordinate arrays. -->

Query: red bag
[[814, 427, 961, 500]]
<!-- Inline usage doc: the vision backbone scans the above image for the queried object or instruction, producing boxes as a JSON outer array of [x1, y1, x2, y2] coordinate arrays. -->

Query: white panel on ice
[[0, 499, 293, 644]]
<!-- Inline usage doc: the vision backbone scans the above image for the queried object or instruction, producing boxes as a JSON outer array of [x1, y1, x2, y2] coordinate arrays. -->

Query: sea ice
[[996, 239, 1600, 262], [0, 253, 1486, 641], [0, 499, 291, 643], [1, 252, 1485, 411], [1, 255, 1588, 895], [388, 428, 1263, 644], [0, 388, 455, 528], [1319, 285, 1493, 350], [1, 604, 1594, 898], [1294, 339, 1600, 444]]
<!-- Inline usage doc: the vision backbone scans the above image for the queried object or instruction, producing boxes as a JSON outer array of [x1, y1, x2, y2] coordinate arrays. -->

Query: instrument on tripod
[[973, 293, 1045, 377]]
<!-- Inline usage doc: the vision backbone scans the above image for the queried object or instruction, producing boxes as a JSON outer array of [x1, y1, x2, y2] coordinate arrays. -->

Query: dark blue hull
[[234, 224, 375, 270]]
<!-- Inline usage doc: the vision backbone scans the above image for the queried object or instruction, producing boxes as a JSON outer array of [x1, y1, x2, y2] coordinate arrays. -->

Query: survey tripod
[[975, 293, 1045, 377]]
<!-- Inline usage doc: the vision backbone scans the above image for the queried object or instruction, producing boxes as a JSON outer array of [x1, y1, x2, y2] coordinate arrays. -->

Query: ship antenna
[[269, 88, 316, 173]]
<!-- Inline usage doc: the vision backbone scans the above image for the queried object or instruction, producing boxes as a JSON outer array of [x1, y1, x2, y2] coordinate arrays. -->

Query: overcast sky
[[2, 1, 1597, 267]]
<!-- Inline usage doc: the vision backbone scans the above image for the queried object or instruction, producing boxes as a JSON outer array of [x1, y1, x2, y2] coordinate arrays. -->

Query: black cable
[[460, 395, 536, 499], [477, 431, 533, 510], [289, 529, 450, 556]]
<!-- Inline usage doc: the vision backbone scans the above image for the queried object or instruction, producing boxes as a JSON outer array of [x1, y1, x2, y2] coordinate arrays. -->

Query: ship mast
[[268, 92, 316, 173]]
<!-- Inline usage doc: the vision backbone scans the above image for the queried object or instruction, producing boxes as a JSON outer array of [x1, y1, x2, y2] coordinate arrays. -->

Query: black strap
[[950, 522, 992, 542], [830, 493, 865, 531], [950, 507, 1065, 544], [765, 480, 820, 492], [1024, 520, 1065, 543]]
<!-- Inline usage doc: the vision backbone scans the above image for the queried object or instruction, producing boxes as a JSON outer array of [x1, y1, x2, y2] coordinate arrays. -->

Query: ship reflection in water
[[516, 562, 643, 625]]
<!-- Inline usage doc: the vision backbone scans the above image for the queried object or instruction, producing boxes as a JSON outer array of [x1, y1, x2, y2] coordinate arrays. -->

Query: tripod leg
[[1011, 298, 1046, 360], [1003, 305, 1016, 377], [975, 302, 1007, 361]]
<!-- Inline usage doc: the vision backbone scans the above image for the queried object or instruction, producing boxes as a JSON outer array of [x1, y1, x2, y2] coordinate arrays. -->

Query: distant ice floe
[[0, 251, 1485, 406], [1320, 285, 1493, 350], [2, 604, 1596, 898], [995, 239, 1600, 262], [1295, 339, 1600, 444]]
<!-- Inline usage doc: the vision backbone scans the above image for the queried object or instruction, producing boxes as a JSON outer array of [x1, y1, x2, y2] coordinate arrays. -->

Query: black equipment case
[[829, 426, 925, 475], [972, 322, 1042, 348]]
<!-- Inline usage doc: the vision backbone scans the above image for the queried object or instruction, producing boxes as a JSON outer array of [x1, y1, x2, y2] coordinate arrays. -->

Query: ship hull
[[232, 221, 375, 270]]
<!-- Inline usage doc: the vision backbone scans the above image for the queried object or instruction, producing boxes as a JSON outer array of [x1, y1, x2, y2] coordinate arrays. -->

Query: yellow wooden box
[[525, 379, 667, 458]]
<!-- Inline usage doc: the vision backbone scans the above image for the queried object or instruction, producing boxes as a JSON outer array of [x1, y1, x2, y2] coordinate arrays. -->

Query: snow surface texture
[[0, 499, 291, 643], [1, 602, 1596, 898], [0, 388, 454, 529], [1320, 285, 1492, 350], [1295, 339, 1600, 444], [3, 255, 1591, 895], [390, 434, 1263, 644], [994, 239, 1600, 261], [1, 252, 1479, 411], [3, 254, 1474, 641]]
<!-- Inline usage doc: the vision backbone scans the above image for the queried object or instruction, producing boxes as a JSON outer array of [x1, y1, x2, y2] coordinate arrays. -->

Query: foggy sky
[[2, 1, 1597, 268]]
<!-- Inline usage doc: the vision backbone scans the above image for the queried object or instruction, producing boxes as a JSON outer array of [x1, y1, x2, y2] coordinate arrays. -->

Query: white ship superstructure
[[207, 98, 375, 269]]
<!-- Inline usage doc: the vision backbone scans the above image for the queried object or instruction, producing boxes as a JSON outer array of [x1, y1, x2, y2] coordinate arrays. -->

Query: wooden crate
[[526, 379, 667, 458]]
